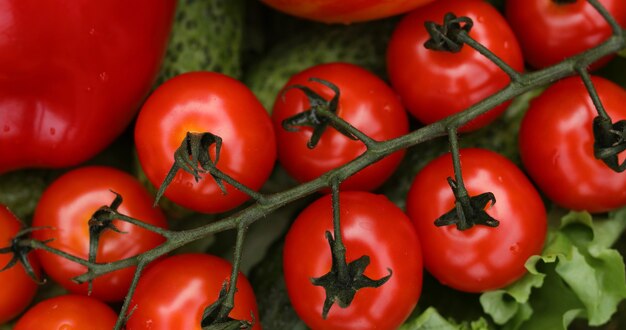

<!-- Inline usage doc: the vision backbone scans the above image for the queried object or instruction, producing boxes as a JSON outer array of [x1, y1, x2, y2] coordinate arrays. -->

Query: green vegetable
[[400, 308, 490, 330], [480, 208, 626, 329], [0, 170, 50, 220], [158, 0, 245, 83], [244, 19, 396, 111]]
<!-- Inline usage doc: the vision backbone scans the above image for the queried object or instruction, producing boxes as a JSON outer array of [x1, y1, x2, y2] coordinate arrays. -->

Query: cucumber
[[158, 0, 246, 83], [244, 19, 397, 112]]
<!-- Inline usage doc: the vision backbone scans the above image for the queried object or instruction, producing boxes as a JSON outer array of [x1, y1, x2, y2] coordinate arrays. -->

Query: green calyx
[[424, 13, 474, 53], [201, 282, 253, 330], [435, 177, 499, 231], [281, 78, 357, 149], [593, 115, 626, 172], [311, 231, 392, 319], [0, 226, 50, 284], [87, 191, 127, 294], [154, 132, 225, 206]]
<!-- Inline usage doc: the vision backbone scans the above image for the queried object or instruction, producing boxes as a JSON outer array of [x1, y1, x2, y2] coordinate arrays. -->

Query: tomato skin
[[13, 294, 117, 330], [126, 254, 260, 330], [519, 76, 626, 212], [32, 166, 168, 302], [0, 0, 175, 173], [506, 0, 626, 69], [406, 148, 546, 292], [283, 192, 422, 330], [387, 0, 524, 131], [261, 0, 435, 24], [135, 71, 276, 214], [0, 206, 38, 324], [272, 63, 408, 191]]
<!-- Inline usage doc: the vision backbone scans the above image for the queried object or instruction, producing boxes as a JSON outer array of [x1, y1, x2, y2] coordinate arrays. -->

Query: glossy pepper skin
[[0, 0, 176, 173]]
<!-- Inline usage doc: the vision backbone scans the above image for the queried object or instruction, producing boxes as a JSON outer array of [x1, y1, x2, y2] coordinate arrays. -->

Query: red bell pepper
[[0, 0, 176, 173]]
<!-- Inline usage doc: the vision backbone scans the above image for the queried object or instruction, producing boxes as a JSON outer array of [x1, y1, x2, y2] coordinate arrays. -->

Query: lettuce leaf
[[480, 208, 626, 329]]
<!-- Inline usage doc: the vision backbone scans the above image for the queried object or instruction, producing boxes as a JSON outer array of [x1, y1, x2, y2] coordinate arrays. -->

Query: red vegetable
[[506, 0, 626, 69], [14, 295, 117, 330], [127, 254, 261, 330], [0, 0, 175, 173], [519, 76, 626, 212], [261, 0, 435, 24], [283, 191, 422, 329], [32, 166, 168, 302], [272, 63, 408, 191], [387, 0, 524, 131], [407, 148, 546, 292], [135, 71, 276, 214], [0, 206, 38, 324]]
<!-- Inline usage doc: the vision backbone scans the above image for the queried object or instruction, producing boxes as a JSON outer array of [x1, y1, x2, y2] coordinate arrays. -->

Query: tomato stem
[[330, 180, 349, 284], [115, 261, 147, 330], [216, 225, 247, 321], [87, 191, 127, 295], [587, 0, 623, 37], [433, 128, 499, 230], [456, 32, 522, 83]]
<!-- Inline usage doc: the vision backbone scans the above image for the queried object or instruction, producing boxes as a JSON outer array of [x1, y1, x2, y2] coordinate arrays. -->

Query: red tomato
[[272, 63, 408, 191], [0, 206, 38, 324], [32, 166, 168, 302], [13, 294, 117, 330], [283, 191, 422, 329], [519, 76, 626, 212], [126, 254, 260, 330], [261, 0, 435, 24], [135, 71, 276, 214], [406, 148, 546, 292], [0, 0, 175, 173], [506, 0, 626, 69], [387, 0, 524, 131]]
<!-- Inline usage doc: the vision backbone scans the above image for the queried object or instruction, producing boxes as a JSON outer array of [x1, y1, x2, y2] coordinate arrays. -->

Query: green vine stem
[[578, 68, 610, 119], [587, 0, 624, 37], [434, 127, 498, 230], [9, 0, 625, 328], [216, 224, 248, 322]]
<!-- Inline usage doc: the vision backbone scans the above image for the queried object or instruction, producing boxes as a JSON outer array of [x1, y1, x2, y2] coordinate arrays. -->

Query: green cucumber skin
[[244, 19, 397, 112], [158, 0, 245, 83]]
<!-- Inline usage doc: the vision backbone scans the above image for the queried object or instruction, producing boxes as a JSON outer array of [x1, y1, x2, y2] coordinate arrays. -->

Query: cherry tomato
[[0, 205, 38, 324], [387, 0, 524, 131], [261, 0, 435, 24], [406, 148, 546, 292], [272, 63, 408, 191], [13, 294, 117, 330], [519, 76, 626, 212], [135, 71, 276, 214], [126, 254, 260, 330], [283, 191, 422, 329], [506, 0, 626, 69], [32, 166, 168, 302]]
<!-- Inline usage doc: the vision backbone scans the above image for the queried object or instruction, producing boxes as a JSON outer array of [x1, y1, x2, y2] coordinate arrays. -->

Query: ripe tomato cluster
[[1, 0, 626, 329]]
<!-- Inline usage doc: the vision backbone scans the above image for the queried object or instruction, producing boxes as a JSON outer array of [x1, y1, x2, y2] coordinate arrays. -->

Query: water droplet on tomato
[[99, 72, 109, 82], [477, 16, 485, 23], [551, 151, 560, 165]]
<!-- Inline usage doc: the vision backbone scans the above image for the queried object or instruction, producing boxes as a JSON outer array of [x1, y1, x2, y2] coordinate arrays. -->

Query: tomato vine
[[2, 0, 625, 328]]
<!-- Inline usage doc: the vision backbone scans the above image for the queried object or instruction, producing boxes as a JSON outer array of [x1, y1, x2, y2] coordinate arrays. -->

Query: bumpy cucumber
[[244, 19, 397, 112], [158, 0, 245, 82]]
